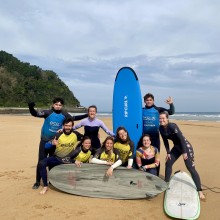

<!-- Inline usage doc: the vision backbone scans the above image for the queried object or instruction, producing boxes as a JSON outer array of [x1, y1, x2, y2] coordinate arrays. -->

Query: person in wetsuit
[[114, 126, 134, 169], [38, 120, 91, 195], [142, 93, 175, 175], [159, 111, 205, 200], [73, 105, 115, 154], [28, 97, 88, 189], [136, 134, 160, 176], [90, 136, 122, 176]]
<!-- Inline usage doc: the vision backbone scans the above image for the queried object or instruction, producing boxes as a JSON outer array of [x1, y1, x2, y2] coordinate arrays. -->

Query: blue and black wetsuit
[[159, 122, 202, 191], [28, 104, 88, 183], [142, 104, 175, 175]]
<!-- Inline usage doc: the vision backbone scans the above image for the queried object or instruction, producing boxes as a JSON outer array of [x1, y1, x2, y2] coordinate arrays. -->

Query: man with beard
[[37, 118, 92, 195], [28, 97, 88, 189]]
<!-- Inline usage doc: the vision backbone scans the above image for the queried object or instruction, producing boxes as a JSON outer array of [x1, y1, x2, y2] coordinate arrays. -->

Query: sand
[[0, 115, 220, 220]]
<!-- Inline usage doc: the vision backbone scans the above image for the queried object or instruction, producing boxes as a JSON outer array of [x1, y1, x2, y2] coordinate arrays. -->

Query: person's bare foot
[[199, 191, 205, 200], [40, 187, 48, 195]]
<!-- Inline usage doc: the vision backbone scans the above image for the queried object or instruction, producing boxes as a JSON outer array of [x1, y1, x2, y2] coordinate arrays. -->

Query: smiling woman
[[72, 105, 115, 154], [159, 111, 205, 200]]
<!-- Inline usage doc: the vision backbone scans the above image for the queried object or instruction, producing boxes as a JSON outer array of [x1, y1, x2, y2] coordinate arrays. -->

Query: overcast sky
[[1, 0, 220, 112]]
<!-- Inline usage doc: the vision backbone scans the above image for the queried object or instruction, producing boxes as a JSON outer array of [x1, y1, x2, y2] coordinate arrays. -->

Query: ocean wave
[[71, 112, 220, 122]]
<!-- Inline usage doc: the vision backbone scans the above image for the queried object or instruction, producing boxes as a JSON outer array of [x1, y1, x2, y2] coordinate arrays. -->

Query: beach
[[0, 115, 219, 220]]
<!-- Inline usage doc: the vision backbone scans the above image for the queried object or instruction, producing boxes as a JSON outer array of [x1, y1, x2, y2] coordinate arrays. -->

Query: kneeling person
[[37, 118, 88, 194]]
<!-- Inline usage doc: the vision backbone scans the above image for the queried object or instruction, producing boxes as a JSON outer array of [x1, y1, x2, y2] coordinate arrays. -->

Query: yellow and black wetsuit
[[114, 142, 134, 166], [53, 131, 82, 158], [93, 147, 120, 163], [61, 146, 92, 164]]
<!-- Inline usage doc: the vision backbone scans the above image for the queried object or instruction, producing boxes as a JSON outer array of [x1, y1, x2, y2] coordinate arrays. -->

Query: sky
[[0, 0, 220, 112]]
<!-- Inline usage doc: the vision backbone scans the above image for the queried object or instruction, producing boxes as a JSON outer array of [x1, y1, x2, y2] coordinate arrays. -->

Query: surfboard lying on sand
[[112, 67, 143, 151], [49, 164, 167, 199], [164, 171, 200, 220]]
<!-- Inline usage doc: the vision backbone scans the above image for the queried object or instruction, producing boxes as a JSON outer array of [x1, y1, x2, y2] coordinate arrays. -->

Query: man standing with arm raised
[[142, 93, 175, 175], [28, 97, 88, 189]]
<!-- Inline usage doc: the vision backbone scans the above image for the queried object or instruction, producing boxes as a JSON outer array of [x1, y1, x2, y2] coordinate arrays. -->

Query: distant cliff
[[0, 50, 82, 110]]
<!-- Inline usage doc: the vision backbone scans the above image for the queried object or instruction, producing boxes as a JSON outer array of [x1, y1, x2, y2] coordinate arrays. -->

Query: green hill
[[0, 50, 81, 109]]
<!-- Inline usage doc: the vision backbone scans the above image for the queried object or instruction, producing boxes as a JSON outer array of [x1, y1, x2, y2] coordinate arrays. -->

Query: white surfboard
[[164, 171, 200, 220]]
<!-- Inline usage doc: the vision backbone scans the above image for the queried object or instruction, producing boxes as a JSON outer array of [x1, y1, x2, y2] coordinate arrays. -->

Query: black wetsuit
[[28, 103, 88, 184], [142, 103, 175, 175], [159, 122, 202, 191]]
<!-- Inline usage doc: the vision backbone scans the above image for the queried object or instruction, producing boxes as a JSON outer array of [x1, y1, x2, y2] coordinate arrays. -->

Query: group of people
[[28, 94, 205, 199]]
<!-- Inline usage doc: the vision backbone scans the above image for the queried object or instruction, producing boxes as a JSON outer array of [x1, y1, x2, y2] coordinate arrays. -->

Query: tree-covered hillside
[[0, 50, 80, 108]]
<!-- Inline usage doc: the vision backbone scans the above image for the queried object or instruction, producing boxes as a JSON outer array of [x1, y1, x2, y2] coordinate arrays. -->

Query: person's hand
[[106, 167, 113, 176], [28, 102, 35, 108], [57, 129, 63, 133], [75, 160, 82, 167], [52, 137, 59, 146], [166, 154, 171, 161], [182, 153, 188, 160], [165, 96, 173, 105]]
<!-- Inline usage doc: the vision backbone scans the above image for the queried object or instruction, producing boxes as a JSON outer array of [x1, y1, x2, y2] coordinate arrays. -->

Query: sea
[[71, 112, 220, 122]]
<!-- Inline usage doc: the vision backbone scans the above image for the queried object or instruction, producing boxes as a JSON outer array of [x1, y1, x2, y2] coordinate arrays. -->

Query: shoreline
[[0, 107, 87, 114]]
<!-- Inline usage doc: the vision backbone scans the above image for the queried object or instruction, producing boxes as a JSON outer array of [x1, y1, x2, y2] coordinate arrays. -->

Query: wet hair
[[115, 126, 132, 144], [160, 111, 169, 118], [63, 117, 74, 126], [53, 97, 64, 105], [137, 134, 151, 149], [143, 93, 154, 101], [88, 105, 97, 113]]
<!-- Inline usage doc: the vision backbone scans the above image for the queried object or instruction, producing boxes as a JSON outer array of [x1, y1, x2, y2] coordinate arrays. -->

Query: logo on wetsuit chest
[[124, 96, 128, 118], [50, 121, 62, 127]]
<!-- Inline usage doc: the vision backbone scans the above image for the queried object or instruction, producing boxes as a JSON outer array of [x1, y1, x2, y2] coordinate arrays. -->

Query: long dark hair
[[115, 126, 132, 144], [101, 136, 114, 149], [137, 134, 152, 149], [101, 136, 114, 160]]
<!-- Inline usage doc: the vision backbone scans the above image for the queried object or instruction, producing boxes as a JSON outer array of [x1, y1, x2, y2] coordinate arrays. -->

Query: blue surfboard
[[112, 67, 143, 152]]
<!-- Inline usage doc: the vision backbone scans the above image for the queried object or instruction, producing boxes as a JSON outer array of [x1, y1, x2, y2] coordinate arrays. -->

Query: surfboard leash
[[202, 184, 220, 193]]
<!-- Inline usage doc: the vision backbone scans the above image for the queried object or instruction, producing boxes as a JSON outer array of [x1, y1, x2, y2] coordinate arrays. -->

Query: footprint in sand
[[0, 170, 30, 180], [34, 204, 53, 210]]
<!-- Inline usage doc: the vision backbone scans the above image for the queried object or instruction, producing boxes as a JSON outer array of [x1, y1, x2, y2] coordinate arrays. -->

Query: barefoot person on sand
[[38, 119, 92, 194], [159, 111, 205, 200], [28, 97, 87, 189]]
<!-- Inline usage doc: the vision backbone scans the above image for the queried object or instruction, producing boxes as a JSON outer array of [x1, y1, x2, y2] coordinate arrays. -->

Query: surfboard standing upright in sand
[[112, 67, 143, 153]]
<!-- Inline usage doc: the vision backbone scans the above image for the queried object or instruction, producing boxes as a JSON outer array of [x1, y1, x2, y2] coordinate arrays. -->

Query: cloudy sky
[[1, 0, 220, 112]]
